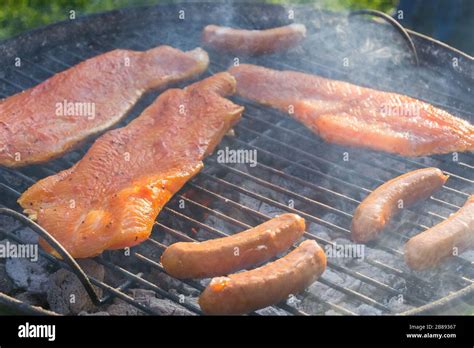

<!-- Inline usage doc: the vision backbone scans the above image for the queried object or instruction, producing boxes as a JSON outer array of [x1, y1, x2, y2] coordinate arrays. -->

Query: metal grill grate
[[0, 4, 473, 316]]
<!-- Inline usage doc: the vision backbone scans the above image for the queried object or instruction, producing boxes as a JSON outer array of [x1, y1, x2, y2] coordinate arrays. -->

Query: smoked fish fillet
[[0, 46, 209, 167], [18, 73, 243, 258], [228, 64, 474, 156]]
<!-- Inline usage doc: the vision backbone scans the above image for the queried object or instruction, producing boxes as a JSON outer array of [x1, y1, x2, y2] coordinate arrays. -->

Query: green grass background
[[0, 0, 398, 40]]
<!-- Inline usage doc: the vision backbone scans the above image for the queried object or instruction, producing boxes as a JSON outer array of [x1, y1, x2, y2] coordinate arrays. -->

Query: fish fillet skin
[[18, 72, 244, 258], [0, 46, 209, 167], [228, 64, 474, 156]]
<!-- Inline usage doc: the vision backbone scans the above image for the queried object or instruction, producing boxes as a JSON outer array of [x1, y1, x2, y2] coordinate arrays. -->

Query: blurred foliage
[[0, 0, 161, 39], [266, 0, 397, 12], [0, 0, 398, 40]]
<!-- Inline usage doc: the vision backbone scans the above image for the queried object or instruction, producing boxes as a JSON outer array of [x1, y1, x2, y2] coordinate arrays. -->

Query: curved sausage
[[201, 23, 306, 56], [161, 213, 305, 279], [351, 168, 448, 243], [198, 239, 326, 315], [405, 195, 474, 270]]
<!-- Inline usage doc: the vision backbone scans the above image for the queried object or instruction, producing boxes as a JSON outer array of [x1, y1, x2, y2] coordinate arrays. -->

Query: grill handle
[[349, 9, 420, 66]]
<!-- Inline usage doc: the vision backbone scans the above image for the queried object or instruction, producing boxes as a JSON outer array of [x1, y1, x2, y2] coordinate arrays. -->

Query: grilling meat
[[202, 24, 306, 56], [18, 73, 244, 258], [352, 168, 448, 243], [161, 213, 306, 279], [405, 195, 474, 270], [199, 240, 326, 315], [0, 46, 209, 167], [228, 64, 474, 156]]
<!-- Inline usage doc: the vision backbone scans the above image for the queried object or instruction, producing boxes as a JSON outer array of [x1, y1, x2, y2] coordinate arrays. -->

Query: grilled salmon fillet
[[0, 46, 209, 167], [229, 64, 474, 156], [18, 73, 244, 258]]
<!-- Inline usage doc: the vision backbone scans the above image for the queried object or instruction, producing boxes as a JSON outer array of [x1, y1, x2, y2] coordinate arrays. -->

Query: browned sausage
[[352, 168, 448, 243], [161, 213, 305, 279], [405, 195, 474, 270], [198, 239, 326, 315], [201, 24, 306, 56]]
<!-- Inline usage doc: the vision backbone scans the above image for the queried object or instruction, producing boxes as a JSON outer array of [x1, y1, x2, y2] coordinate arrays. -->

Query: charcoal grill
[[0, 2, 473, 316]]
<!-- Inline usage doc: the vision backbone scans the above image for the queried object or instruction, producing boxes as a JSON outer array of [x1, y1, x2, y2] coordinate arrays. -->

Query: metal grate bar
[[13, 68, 43, 84], [40, 53, 73, 69], [20, 57, 58, 75], [318, 277, 390, 312], [0, 292, 60, 316], [209, 159, 353, 219], [177, 194, 253, 229], [154, 222, 196, 242], [0, 77, 23, 92], [96, 256, 203, 314], [198, 171, 350, 234], [221, 135, 372, 194]]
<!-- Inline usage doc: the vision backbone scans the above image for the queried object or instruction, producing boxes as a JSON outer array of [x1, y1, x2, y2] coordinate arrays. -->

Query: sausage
[[201, 23, 306, 56], [199, 239, 326, 315], [161, 213, 305, 279], [405, 195, 474, 270], [351, 168, 448, 243]]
